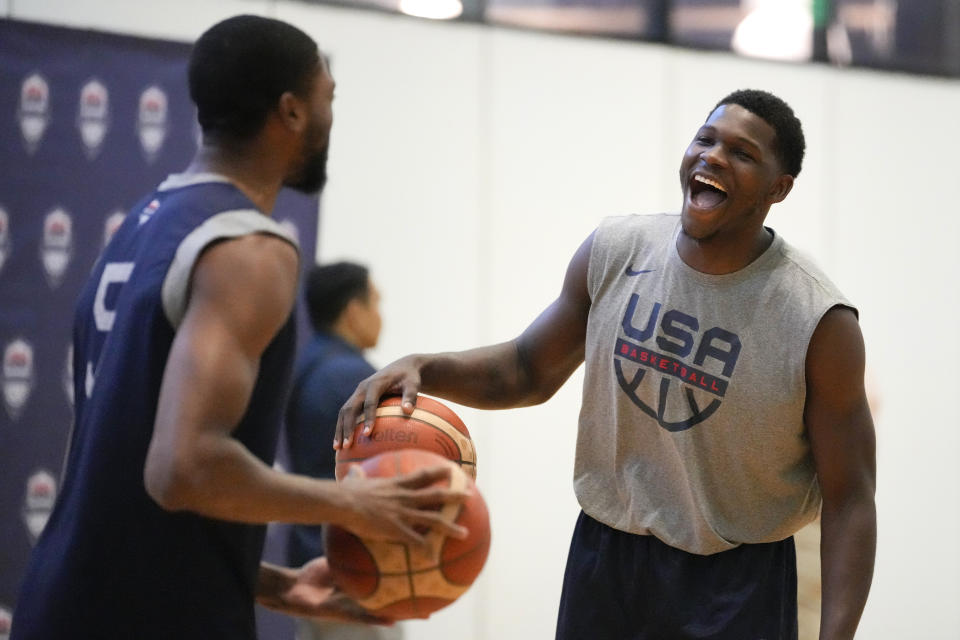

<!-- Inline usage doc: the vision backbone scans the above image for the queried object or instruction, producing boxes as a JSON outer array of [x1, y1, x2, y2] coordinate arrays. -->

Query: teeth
[[694, 175, 726, 193]]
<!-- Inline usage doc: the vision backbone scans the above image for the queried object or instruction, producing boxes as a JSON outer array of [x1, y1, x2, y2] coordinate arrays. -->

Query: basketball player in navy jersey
[[337, 90, 876, 639], [11, 15, 466, 640]]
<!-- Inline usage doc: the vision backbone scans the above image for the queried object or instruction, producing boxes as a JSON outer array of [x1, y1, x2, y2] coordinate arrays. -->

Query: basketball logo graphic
[[614, 297, 741, 432], [137, 85, 168, 161], [18, 72, 50, 154], [22, 470, 57, 545], [103, 209, 126, 247], [77, 78, 110, 158], [0, 605, 12, 640], [39, 207, 73, 288], [0, 206, 10, 277], [2, 339, 34, 420], [63, 344, 75, 407]]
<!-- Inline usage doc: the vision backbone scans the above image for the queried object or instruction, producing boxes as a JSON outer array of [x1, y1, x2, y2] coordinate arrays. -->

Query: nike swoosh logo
[[626, 266, 656, 276]]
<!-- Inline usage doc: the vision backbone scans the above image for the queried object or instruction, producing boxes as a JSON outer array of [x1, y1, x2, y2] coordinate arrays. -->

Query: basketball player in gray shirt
[[336, 89, 875, 640]]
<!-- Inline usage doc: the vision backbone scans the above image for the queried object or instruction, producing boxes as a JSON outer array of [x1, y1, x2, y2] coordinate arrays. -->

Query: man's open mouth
[[690, 174, 728, 209]]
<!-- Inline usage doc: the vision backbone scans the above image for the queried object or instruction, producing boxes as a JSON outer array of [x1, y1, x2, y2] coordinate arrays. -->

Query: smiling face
[[679, 103, 793, 246]]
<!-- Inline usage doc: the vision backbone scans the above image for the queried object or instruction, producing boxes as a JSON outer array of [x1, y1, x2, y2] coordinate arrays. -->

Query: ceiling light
[[398, 0, 463, 20], [732, 0, 813, 62]]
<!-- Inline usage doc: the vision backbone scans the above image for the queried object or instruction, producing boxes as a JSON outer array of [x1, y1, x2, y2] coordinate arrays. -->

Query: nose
[[700, 143, 727, 168]]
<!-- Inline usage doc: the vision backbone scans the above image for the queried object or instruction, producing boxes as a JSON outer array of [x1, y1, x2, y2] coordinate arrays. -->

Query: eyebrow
[[732, 137, 761, 152], [699, 126, 762, 152]]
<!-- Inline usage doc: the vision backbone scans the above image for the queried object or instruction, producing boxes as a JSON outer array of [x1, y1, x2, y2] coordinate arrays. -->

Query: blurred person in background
[[286, 261, 400, 640]]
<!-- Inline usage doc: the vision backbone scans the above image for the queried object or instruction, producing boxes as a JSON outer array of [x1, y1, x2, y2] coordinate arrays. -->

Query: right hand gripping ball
[[324, 449, 491, 620]]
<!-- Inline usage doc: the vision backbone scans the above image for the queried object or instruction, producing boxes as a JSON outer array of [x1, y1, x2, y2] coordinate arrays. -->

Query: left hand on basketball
[[256, 558, 392, 625], [335, 354, 425, 449]]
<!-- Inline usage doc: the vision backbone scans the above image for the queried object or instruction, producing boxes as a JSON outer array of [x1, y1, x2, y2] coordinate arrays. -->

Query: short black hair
[[189, 15, 320, 141], [305, 262, 371, 331], [713, 89, 805, 178]]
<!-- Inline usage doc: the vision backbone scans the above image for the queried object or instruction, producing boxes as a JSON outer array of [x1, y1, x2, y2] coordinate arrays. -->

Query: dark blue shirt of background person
[[285, 261, 382, 568], [286, 331, 375, 565]]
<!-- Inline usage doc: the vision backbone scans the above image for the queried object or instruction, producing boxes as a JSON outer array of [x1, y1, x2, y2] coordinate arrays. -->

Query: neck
[[185, 140, 286, 213], [330, 322, 364, 351], [676, 225, 773, 275]]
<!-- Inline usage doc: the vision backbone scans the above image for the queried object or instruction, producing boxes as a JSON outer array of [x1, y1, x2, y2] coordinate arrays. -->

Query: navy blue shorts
[[556, 511, 798, 640]]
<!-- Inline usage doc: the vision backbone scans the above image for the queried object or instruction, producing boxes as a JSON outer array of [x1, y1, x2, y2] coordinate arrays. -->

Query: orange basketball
[[325, 449, 491, 620], [336, 395, 477, 480]]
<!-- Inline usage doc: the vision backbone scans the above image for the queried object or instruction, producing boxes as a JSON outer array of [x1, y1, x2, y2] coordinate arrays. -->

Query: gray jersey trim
[[161, 209, 299, 328], [157, 172, 232, 192]]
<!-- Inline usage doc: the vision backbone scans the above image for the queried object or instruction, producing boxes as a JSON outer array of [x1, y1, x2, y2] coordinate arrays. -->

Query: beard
[[287, 143, 328, 195], [287, 114, 329, 195]]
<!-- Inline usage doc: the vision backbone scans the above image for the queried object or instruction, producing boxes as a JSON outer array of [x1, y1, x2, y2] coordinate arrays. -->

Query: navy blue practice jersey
[[12, 174, 298, 640]]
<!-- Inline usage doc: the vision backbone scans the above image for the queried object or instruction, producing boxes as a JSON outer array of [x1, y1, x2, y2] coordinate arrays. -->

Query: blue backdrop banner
[[0, 19, 317, 637]]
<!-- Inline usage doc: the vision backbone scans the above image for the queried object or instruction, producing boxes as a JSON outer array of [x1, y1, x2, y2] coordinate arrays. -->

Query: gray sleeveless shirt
[[575, 213, 854, 555]]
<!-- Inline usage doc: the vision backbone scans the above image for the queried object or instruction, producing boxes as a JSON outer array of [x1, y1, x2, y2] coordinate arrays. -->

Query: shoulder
[[587, 214, 677, 293], [805, 305, 866, 414], [592, 213, 677, 258], [321, 350, 375, 377], [180, 233, 299, 352], [774, 238, 852, 306], [193, 234, 298, 305], [295, 350, 375, 403], [809, 305, 863, 360], [761, 238, 858, 340], [595, 212, 677, 240], [332, 353, 376, 383], [162, 208, 299, 328]]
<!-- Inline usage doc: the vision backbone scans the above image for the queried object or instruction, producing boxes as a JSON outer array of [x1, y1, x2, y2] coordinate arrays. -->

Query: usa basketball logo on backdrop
[[2, 339, 34, 420], [103, 209, 126, 247], [22, 470, 57, 545], [40, 207, 73, 288], [0, 605, 12, 640], [63, 344, 75, 407], [0, 206, 10, 276], [77, 78, 110, 158], [18, 72, 51, 154], [137, 85, 169, 161], [614, 297, 741, 432]]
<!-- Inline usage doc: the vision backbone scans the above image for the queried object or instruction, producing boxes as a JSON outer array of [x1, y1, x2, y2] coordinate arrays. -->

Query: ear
[[768, 174, 794, 204], [340, 298, 363, 325], [277, 91, 307, 134]]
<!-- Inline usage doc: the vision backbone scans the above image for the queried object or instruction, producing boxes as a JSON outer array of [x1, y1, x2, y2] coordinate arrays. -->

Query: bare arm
[[143, 234, 466, 544], [336, 231, 594, 448], [805, 306, 877, 640]]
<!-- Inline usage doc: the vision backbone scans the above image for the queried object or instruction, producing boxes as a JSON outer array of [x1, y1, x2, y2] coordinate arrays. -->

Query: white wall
[[822, 71, 960, 638], [7, 1, 959, 637]]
